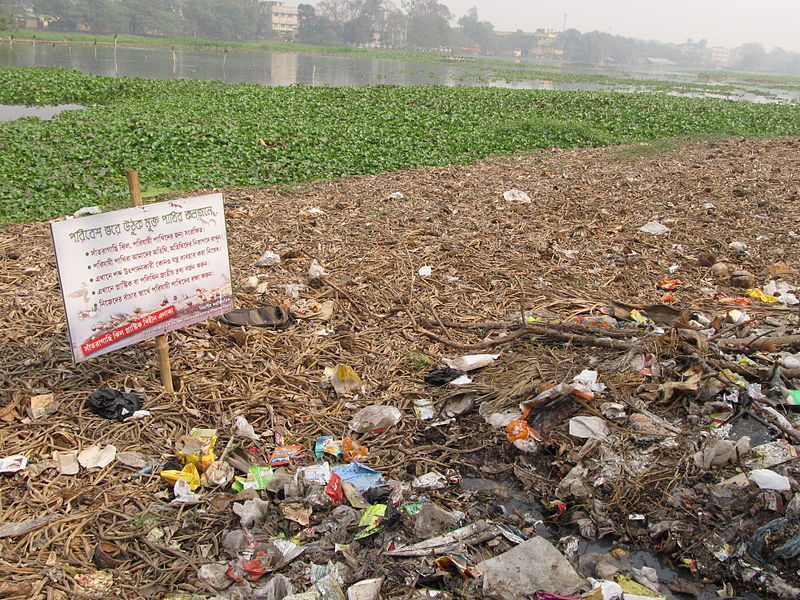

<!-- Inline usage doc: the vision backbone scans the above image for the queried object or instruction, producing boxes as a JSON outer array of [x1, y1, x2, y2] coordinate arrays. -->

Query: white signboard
[[51, 193, 233, 362]]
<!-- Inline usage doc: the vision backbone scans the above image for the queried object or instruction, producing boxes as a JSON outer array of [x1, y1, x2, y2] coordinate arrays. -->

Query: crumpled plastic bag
[[255, 250, 281, 267], [87, 389, 142, 421], [502, 189, 532, 204], [172, 478, 202, 504], [348, 405, 401, 433], [748, 468, 791, 491], [746, 288, 779, 303], [235, 416, 260, 440], [586, 577, 623, 600], [748, 517, 800, 563], [638, 221, 670, 235], [197, 562, 231, 591], [443, 354, 500, 372], [226, 538, 304, 582], [233, 497, 270, 528], [521, 369, 605, 408], [324, 364, 363, 395], [693, 438, 750, 470], [412, 472, 449, 490], [308, 259, 328, 279], [556, 465, 592, 499], [202, 461, 235, 487], [253, 574, 295, 599]]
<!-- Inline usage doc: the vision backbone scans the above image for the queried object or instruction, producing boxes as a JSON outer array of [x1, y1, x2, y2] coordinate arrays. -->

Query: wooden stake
[[125, 170, 175, 393], [126, 170, 143, 207], [155, 334, 174, 393]]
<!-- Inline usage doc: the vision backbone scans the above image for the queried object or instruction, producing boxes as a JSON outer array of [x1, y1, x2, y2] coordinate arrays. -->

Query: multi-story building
[[530, 29, 564, 60], [710, 46, 731, 68], [13, 12, 60, 30], [263, 2, 299, 38]]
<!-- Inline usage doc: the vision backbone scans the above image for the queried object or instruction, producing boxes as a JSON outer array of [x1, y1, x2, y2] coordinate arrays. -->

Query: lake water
[[0, 103, 84, 121], [0, 40, 524, 88], [1, 40, 797, 104]]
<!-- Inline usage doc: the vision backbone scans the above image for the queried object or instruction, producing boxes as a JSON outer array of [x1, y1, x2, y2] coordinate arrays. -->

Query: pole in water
[[125, 170, 175, 393]]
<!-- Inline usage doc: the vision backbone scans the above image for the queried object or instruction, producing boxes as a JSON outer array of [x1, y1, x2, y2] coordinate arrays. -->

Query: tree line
[[2, 0, 800, 73], [1, 0, 268, 40]]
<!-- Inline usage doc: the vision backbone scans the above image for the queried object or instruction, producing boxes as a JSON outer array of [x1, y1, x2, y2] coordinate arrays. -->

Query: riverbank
[[3, 67, 800, 223], [0, 29, 447, 62], [5, 31, 800, 102]]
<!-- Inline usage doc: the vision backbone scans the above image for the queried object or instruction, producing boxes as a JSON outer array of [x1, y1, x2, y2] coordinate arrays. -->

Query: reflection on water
[[0, 41, 585, 91], [0, 41, 796, 103], [0, 41, 457, 87], [0, 103, 84, 121]]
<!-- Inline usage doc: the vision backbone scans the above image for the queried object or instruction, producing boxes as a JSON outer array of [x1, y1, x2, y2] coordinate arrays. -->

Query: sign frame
[[51, 191, 234, 364]]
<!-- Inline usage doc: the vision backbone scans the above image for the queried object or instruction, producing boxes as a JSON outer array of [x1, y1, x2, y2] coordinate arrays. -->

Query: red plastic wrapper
[[659, 278, 682, 290], [325, 472, 345, 505], [226, 554, 268, 582], [546, 500, 567, 522]]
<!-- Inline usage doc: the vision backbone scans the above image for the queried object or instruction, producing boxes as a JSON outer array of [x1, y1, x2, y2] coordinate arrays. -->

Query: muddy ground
[[2, 137, 800, 599]]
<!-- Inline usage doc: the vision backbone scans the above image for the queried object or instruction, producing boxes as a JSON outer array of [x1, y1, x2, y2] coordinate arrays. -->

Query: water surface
[[1, 40, 797, 103], [0, 103, 84, 121]]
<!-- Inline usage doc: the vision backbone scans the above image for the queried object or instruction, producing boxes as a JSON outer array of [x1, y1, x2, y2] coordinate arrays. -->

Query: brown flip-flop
[[219, 306, 292, 328]]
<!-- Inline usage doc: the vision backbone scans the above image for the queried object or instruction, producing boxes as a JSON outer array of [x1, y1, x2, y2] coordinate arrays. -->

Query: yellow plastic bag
[[615, 574, 666, 599], [175, 428, 218, 472], [746, 288, 778, 303], [160, 463, 201, 491]]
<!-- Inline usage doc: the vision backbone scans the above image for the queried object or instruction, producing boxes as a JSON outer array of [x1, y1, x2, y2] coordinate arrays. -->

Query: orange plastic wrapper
[[342, 437, 369, 461], [661, 292, 676, 303], [712, 293, 751, 305], [505, 419, 530, 441]]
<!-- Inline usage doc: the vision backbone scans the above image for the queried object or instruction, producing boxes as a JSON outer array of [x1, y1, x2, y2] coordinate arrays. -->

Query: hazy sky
[[438, 0, 799, 51]]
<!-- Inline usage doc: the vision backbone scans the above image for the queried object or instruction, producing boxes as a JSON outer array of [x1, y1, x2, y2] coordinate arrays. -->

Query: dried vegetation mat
[[2, 136, 800, 599]]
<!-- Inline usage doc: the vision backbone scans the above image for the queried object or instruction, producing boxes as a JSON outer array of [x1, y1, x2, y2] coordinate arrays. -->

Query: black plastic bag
[[424, 367, 467, 386], [87, 388, 142, 421]]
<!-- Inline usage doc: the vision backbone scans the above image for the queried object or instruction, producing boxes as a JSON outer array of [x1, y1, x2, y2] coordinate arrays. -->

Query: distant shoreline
[[0, 30, 451, 61]]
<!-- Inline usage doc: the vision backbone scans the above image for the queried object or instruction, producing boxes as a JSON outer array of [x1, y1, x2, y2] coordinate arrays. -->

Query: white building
[[262, 2, 299, 38]]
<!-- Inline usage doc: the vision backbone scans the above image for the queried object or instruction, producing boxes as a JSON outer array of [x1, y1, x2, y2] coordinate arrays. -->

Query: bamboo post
[[126, 170, 175, 393], [126, 170, 143, 207], [155, 335, 173, 393]]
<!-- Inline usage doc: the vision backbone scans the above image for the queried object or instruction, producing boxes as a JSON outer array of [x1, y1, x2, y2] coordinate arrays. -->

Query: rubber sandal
[[219, 306, 292, 328]]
